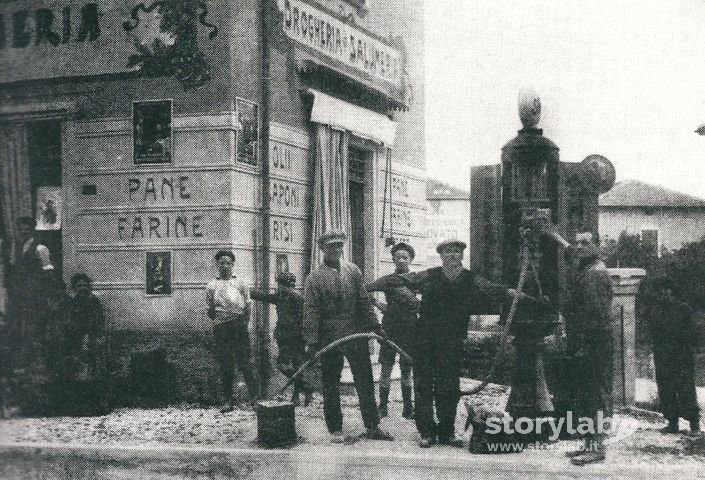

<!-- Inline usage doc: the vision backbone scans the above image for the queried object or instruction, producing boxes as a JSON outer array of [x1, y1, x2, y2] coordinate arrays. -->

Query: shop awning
[[295, 49, 410, 111], [308, 89, 397, 146]]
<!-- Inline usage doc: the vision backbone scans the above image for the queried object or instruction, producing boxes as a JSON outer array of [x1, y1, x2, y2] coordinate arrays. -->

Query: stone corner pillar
[[607, 267, 646, 408]]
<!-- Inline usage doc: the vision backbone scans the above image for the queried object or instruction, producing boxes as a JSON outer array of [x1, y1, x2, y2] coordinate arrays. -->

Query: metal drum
[[256, 400, 297, 448]]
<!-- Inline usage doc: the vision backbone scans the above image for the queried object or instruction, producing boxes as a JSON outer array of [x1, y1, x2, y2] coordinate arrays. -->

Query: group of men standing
[[2, 217, 109, 417], [301, 230, 534, 447], [298, 227, 623, 466]]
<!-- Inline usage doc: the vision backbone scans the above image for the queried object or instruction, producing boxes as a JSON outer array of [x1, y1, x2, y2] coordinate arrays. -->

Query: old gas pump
[[488, 89, 616, 422], [468, 89, 616, 448], [500, 88, 561, 420]]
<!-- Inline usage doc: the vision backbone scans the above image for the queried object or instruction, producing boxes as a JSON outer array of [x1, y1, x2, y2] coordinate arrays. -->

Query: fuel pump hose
[[276, 333, 411, 397], [460, 240, 532, 396]]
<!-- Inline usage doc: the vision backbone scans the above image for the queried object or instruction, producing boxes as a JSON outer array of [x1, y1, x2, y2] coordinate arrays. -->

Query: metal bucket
[[256, 400, 297, 448]]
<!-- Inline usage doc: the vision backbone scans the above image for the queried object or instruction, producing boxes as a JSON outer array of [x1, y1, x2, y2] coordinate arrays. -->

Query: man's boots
[[379, 387, 389, 418], [661, 417, 679, 434], [401, 385, 414, 419], [690, 416, 701, 434]]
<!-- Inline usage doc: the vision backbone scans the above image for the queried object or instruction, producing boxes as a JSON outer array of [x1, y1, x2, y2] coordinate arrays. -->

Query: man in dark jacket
[[366, 242, 419, 419], [562, 232, 614, 465], [3, 216, 59, 415], [398, 239, 525, 448], [303, 230, 392, 443], [251, 271, 313, 406], [643, 276, 700, 434]]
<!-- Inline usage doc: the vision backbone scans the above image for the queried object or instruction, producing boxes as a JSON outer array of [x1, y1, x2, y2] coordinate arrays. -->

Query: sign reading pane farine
[[133, 100, 173, 165], [236, 98, 258, 165], [146, 251, 172, 295], [35, 186, 62, 231]]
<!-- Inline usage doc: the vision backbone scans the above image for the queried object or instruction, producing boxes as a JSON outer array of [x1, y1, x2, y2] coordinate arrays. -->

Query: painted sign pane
[[0, 0, 220, 85], [277, 0, 402, 88]]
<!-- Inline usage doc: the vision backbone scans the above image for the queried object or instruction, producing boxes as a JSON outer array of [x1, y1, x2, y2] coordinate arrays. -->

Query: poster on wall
[[236, 98, 258, 165], [276, 254, 289, 275], [35, 187, 62, 231], [146, 251, 172, 295], [133, 100, 173, 165]]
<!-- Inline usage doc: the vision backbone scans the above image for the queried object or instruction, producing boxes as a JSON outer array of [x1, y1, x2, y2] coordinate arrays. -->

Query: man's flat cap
[[318, 230, 347, 247], [436, 239, 467, 253], [391, 241, 415, 259]]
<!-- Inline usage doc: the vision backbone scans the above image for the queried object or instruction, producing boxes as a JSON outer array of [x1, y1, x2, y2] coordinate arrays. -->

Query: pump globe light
[[518, 87, 541, 128]]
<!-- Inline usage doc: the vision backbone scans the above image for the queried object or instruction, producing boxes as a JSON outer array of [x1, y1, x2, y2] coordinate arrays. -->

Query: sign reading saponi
[[278, 0, 402, 88]]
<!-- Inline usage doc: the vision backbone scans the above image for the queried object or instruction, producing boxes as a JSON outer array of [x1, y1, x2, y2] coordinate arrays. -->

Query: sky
[[424, 0, 705, 199]]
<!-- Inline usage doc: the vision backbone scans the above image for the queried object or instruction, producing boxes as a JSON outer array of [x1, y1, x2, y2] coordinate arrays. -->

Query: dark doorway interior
[[348, 146, 367, 274], [27, 120, 62, 277]]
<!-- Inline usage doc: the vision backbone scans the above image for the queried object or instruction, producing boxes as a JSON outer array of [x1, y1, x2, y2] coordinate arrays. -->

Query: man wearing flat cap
[[303, 230, 393, 443], [561, 232, 614, 465], [394, 238, 530, 448], [366, 242, 419, 420]]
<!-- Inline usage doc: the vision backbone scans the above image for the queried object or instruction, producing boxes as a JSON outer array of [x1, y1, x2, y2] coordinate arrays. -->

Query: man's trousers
[[319, 340, 379, 433]]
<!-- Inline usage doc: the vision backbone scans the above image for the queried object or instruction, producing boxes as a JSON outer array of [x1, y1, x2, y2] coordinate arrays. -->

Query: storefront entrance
[[0, 120, 63, 278], [349, 146, 368, 274]]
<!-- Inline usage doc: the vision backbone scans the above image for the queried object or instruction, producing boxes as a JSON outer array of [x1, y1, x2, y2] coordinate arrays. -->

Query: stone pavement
[[1, 386, 705, 476]]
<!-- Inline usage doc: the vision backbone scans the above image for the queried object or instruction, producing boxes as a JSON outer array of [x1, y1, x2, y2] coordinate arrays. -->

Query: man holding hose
[[303, 230, 394, 443]]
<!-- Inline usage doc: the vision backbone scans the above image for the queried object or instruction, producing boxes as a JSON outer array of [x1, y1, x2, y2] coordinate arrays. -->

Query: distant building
[[599, 179, 705, 253], [425, 179, 470, 265]]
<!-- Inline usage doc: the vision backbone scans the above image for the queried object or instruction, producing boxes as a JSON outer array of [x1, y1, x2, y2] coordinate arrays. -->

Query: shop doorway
[[28, 120, 63, 276], [0, 120, 63, 276], [348, 146, 368, 274]]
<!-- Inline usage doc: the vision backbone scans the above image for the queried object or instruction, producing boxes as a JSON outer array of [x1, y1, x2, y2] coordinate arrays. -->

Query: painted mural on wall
[[123, 0, 218, 90]]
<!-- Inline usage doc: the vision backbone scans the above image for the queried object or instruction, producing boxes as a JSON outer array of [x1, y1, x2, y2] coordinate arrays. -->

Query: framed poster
[[146, 251, 172, 295], [276, 254, 289, 275], [133, 100, 173, 165], [236, 98, 258, 165], [35, 186, 62, 231]]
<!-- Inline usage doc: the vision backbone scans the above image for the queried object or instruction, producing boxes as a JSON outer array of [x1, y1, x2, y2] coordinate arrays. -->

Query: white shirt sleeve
[[35, 245, 54, 270]]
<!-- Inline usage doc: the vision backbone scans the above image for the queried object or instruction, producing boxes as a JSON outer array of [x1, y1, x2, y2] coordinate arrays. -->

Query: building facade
[[425, 178, 470, 266], [599, 179, 705, 253], [0, 0, 425, 403]]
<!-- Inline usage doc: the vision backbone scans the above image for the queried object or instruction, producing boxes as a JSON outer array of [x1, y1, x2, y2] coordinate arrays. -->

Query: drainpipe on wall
[[258, 0, 272, 396]]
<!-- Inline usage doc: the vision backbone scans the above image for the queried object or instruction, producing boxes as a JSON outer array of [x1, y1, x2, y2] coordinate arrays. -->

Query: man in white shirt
[[206, 250, 257, 412]]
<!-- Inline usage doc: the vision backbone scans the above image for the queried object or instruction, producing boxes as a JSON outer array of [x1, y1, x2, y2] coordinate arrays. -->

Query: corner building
[[0, 0, 425, 404]]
